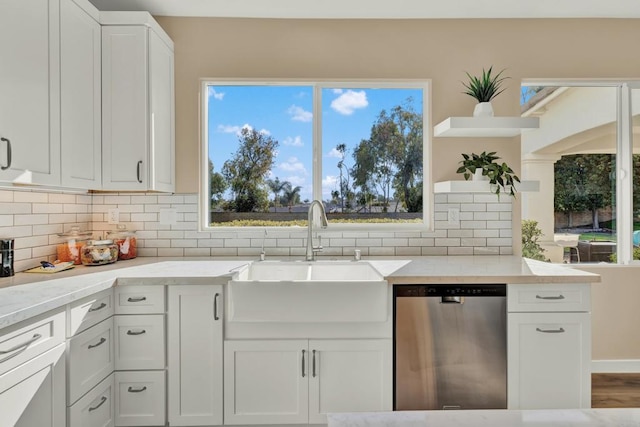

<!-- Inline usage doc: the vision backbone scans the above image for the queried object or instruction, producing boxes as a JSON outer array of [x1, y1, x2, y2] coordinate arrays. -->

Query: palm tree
[[266, 177, 287, 212], [281, 183, 302, 212]]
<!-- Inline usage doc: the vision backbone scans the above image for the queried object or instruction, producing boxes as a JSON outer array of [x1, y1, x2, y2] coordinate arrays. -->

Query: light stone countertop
[[0, 256, 599, 331], [327, 408, 640, 427]]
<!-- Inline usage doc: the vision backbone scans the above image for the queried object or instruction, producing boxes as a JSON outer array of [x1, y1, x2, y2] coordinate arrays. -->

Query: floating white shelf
[[433, 116, 540, 137], [434, 180, 540, 193]]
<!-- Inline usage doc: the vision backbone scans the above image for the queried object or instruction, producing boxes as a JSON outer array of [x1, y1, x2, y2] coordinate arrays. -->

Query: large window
[[201, 81, 430, 229]]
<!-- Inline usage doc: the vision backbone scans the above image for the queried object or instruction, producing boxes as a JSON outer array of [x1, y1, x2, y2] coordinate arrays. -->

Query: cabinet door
[[168, 285, 223, 426], [508, 312, 591, 409], [224, 340, 308, 425], [60, 0, 101, 189], [114, 314, 164, 371], [69, 373, 115, 427], [308, 339, 392, 424], [102, 25, 148, 190], [114, 371, 165, 427], [0, 0, 60, 185], [148, 29, 175, 192], [0, 343, 65, 427]]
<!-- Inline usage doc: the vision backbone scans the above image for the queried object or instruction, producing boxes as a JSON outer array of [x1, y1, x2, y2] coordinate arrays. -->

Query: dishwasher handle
[[441, 296, 464, 304]]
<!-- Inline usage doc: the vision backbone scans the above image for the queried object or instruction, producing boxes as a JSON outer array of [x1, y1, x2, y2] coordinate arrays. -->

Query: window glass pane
[[207, 85, 313, 226], [521, 86, 617, 263], [632, 88, 640, 261], [320, 87, 424, 224]]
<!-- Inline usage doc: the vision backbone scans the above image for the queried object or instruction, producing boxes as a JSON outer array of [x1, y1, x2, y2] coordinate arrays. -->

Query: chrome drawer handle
[[536, 294, 565, 300], [88, 337, 106, 349], [88, 396, 107, 412], [89, 302, 107, 312], [127, 296, 147, 302], [128, 386, 147, 393], [0, 333, 41, 363], [536, 327, 565, 334], [126, 329, 146, 336]]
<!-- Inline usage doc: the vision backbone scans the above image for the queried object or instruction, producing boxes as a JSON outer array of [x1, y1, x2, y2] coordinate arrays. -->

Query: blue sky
[[207, 85, 423, 202]]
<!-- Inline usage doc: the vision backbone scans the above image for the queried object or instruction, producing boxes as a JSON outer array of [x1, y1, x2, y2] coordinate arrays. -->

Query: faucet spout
[[306, 200, 328, 261]]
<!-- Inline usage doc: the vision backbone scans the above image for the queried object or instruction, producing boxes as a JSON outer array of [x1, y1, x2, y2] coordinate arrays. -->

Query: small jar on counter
[[81, 239, 119, 266], [107, 226, 137, 260], [57, 227, 93, 265]]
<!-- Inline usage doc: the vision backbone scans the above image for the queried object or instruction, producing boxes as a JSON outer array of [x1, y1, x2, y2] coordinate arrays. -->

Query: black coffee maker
[[1, 239, 14, 277]]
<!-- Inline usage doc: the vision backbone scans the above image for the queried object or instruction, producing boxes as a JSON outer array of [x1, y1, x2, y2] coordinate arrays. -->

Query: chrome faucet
[[306, 200, 328, 261]]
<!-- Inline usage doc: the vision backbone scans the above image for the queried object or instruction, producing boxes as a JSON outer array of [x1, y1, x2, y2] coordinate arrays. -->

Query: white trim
[[592, 359, 640, 373], [198, 80, 432, 232]]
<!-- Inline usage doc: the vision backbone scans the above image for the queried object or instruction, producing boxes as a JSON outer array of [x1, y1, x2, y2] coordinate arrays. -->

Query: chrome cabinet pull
[[88, 396, 107, 412], [127, 296, 147, 302], [127, 386, 147, 393], [137, 160, 143, 183], [536, 327, 565, 334], [302, 349, 306, 378], [312, 350, 316, 378], [88, 337, 106, 349], [89, 302, 107, 312], [536, 294, 565, 300], [126, 329, 146, 336], [0, 333, 41, 363], [0, 137, 10, 170], [214, 293, 220, 321]]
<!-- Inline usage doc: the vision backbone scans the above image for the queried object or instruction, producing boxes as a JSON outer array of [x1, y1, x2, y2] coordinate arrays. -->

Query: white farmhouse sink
[[228, 261, 388, 323]]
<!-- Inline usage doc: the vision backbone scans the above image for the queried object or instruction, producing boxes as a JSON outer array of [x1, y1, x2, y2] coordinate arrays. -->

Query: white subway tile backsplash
[[0, 190, 517, 272]]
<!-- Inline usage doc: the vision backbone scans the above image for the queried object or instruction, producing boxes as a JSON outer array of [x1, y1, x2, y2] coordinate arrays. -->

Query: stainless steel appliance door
[[395, 295, 507, 410]]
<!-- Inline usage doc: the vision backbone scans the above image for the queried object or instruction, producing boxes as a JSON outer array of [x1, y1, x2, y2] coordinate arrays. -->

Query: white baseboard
[[592, 359, 640, 373]]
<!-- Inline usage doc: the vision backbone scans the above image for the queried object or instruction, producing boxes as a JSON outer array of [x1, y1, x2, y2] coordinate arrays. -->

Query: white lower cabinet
[[508, 312, 591, 409], [168, 285, 223, 426], [115, 370, 165, 426], [1, 343, 66, 427], [69, 373, 115, 427], [224, 339, 392, 425], [114, 314, 165, 371]]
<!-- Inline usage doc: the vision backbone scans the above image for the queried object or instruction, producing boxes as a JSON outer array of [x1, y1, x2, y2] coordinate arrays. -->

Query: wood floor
[[592, 373, 640, 408]]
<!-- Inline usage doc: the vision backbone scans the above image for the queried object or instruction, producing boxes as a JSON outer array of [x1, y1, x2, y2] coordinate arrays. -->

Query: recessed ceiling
[[88, 0, 640, 19]]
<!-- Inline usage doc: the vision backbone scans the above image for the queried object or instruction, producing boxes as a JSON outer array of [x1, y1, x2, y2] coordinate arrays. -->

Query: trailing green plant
[[522, 220, 549, 262], [610, 247, 640, 262], [462, 66, 509, 103], [456, 151, 520, 197]]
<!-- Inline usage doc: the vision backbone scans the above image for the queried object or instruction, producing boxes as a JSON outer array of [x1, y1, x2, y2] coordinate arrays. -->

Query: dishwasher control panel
[[395, 284, 506, 297]]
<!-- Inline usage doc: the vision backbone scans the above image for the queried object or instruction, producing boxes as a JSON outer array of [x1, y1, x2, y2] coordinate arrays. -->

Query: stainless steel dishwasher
[[394, 284, 507, 410]]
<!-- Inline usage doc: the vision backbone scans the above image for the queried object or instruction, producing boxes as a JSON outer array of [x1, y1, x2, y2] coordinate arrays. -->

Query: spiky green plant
[[462, 66, 509, 103]]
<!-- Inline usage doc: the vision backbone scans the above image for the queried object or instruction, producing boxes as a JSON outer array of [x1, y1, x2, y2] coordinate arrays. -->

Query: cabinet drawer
[[115, 370, 165, 426], [69, 373, 115, 427], [68, 289, 114, 337], [68, 317, 114, 404], [0, 308, 65, 377], [508, 283, 591, 312], [114, 315, 164, 370], [115, 286, 165, 314]]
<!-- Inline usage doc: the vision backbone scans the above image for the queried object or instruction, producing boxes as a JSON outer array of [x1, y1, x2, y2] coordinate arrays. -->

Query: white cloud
[[278, 157, 308, 174], [332, 89, 343, 94], [283, 136, 304, 147], [217, 123, 270, 137], [322, 175, 339, 188], [285, 175, 306, 187], [208, 87, 225, 100], [326, 147, 342, 158], [330, 90, 368, 115], [288, 105, 313, 122]]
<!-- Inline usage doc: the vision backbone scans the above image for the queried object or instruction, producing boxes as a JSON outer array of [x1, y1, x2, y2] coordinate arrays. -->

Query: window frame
[[199, 79, 433, 232], [522, 79, 640, 265]]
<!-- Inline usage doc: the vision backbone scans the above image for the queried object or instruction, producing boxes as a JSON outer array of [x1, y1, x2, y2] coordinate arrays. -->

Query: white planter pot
[[473, 169, 488, 181], [473, 102, 494, 117]]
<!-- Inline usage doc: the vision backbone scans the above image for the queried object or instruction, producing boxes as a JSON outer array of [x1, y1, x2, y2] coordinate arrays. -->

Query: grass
[[575, 220, 640, 242]]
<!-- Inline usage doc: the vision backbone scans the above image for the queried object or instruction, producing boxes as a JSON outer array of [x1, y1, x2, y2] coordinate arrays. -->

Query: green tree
[[335, 143, 355, 212], [208, 159, 227, 209], [522, 220, 549, 261], [281, 183, 302, 212], [554, 154, 614, 229], [266, 177, 287, 212], [222, 128, 278, 212]]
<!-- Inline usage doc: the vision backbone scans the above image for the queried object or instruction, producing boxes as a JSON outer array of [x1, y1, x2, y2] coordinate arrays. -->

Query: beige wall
[[578, 265, 640, 360], [156, 17, 640, 257]]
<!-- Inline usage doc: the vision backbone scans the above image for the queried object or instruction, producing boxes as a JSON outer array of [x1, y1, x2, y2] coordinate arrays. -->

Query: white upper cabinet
[[101, 15, 175, 192], [0, 0, 61, 186], [60, 0, 102, 189]]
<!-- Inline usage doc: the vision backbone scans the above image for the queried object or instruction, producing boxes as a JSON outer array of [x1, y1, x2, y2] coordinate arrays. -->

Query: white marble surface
[[0, 256, 598, 331], [328, 408, 640, 427]]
